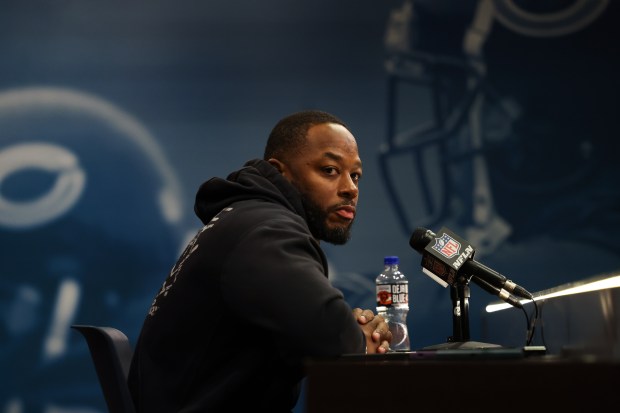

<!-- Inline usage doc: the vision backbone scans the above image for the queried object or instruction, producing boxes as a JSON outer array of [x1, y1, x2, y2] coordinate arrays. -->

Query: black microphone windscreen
[[409, 227, 434, 252]]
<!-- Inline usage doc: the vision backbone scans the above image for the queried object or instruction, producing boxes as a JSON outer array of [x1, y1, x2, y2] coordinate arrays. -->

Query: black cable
[[520, 305, 530, 345], [537, 300, 547, 348], [518, 298, 540, 346], [526, 299, 539, 346]]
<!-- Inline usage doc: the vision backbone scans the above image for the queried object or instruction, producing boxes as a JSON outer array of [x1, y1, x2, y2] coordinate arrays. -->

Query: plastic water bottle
[[375, 256, 410, 351]]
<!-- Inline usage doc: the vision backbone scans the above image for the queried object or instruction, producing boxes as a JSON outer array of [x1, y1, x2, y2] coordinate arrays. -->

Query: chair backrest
[[72, 324, 136, 413]]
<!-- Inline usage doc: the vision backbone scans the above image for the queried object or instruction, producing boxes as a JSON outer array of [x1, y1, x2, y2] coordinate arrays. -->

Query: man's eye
[[323, 166, 338, 175], [351, 173, 362, 182]]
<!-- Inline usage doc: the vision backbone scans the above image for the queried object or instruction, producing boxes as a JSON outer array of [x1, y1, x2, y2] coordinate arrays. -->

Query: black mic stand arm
[[423, 274, 503, 350], [449, 275, 471, 342]]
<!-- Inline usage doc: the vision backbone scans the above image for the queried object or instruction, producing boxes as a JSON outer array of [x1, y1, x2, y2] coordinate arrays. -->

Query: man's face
[[278, 123, 362, 244]]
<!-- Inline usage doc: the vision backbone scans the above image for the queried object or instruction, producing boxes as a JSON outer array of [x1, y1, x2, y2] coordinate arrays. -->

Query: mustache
[[331, 201, 356, 209]]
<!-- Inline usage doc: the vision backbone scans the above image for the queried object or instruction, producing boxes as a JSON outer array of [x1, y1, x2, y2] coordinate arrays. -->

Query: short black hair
[[263, 110, 348, 161]]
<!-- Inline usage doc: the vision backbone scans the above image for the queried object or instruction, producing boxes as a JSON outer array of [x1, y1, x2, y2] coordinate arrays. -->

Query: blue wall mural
[[1, 1, 618, 411]]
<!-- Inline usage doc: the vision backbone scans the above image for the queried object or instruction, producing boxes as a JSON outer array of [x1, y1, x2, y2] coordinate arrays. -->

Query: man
[[128, 110, 392, 412]]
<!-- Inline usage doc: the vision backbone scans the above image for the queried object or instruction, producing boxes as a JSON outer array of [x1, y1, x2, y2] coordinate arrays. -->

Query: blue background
[[1, 1, 618, 411]]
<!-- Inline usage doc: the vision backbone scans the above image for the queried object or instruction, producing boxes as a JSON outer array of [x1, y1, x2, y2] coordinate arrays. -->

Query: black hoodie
[[128, 159, 366, 412]]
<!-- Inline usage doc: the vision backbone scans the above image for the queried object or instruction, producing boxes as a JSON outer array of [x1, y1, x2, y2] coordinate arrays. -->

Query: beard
[[300, 191, 353, 245]]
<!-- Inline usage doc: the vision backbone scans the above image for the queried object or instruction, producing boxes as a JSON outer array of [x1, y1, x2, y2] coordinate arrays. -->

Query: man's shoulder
[[192, 198, 317, 263], [199, 198, 306, 235], [220, 198, 302, 221]]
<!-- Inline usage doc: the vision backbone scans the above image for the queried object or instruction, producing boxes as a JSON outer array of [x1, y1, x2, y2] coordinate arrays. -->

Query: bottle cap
[[384, 256, 399, 265]]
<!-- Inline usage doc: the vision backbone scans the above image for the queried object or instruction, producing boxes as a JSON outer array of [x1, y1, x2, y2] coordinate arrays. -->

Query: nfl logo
[[433, 233, 461, 258]]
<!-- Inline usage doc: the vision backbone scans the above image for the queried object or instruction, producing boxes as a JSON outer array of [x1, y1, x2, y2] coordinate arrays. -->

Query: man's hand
[[352, 308, 392, 354]]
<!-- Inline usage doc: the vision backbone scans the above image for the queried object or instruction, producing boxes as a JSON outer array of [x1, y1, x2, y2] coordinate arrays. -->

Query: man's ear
[[267, 158, 285, 174]]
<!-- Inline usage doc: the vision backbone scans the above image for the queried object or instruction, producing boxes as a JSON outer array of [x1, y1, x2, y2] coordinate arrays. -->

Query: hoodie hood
[[194, 159, 306, 224]]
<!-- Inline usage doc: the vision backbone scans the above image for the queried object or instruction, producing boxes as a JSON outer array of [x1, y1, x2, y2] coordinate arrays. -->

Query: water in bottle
[[375, 255, 410, 351]]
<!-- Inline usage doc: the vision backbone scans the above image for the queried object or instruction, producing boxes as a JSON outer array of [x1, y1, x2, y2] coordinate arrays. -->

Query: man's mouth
[[334, 205, 356, 220]]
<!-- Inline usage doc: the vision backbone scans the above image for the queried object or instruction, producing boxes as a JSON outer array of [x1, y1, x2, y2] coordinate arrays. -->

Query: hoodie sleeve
[[219, 210, 366, 357]]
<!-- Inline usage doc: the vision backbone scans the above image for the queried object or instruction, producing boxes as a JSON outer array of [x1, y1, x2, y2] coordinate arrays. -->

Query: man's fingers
[[379, 341, 391, 353], [354, 308, 375, 324], [361, 309, 374, 321], [372, 324, 393, 343]]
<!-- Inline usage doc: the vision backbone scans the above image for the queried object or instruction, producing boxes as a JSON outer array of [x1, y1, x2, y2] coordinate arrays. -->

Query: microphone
[[409, 227, 534, 301], [470, 275, 523, 309]]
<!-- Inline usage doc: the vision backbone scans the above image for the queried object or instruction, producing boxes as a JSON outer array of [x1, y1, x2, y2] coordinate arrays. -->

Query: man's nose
[[338, 175, 359, 199]]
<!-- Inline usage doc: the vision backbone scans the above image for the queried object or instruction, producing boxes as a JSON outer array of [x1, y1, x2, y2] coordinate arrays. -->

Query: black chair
[[71, 324, 136, 413]]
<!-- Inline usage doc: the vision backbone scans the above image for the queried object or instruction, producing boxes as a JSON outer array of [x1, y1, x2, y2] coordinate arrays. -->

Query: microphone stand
[[451, 276, 470, 342], [423, 275, 503, 350]]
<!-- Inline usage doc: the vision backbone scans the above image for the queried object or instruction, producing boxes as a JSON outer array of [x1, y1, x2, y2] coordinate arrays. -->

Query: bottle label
[[376, 285, 392, 306], [376, 283, 408, 306]]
